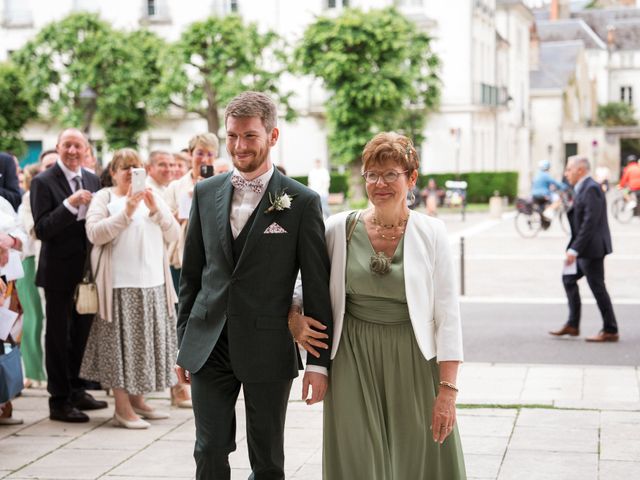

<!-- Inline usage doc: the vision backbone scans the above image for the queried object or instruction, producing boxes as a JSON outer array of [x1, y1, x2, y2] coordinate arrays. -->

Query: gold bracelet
[[439, 381, 459, 392]]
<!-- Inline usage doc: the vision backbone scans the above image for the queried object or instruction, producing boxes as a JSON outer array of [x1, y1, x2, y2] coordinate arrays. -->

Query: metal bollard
[[460, 236, 465, 296]]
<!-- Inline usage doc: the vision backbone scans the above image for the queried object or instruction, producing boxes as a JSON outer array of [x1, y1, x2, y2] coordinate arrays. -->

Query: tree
[[12, 13, 164, 148], [597, 102, 638, 127], [295, 7, 441, 167], [0, 62, 36, 157], [153, 14, 294, 135]]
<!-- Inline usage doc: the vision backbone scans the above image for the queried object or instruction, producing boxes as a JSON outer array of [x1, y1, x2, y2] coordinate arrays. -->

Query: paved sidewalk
[[2, 362, 639, 480]]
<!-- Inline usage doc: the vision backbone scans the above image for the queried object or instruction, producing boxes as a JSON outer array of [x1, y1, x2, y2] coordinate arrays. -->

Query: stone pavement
[[2, 362, 640, 480], [2, 209, 638, 479]]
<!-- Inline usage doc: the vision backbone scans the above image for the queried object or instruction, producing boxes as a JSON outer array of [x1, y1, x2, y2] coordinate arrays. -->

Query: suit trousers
[[563, 257, 618, 333], [44, 288, 94, 410], [191, 325, 293, 480]]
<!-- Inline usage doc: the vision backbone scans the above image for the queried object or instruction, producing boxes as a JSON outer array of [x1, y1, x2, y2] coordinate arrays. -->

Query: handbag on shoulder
[[74, 246, 103, 315]]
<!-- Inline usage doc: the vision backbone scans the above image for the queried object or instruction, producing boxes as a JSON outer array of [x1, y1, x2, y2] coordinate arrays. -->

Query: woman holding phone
[[80, 148, 180, 429]]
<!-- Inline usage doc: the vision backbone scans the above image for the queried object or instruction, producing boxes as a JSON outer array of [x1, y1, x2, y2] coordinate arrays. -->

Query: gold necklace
[[369, 210, 409, 241]]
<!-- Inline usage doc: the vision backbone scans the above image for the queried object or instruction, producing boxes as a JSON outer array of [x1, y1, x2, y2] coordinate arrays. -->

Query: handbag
[[0, 346, 23, 403], [74, 246, 103, 315]]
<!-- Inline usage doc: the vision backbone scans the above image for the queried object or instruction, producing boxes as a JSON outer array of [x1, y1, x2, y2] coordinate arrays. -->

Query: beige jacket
[[164, 171, 195, 268], [85, 188, 180, 323]]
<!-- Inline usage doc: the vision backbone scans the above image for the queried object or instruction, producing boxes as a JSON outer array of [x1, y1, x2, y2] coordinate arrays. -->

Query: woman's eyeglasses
[[362, 170, 408, 184]]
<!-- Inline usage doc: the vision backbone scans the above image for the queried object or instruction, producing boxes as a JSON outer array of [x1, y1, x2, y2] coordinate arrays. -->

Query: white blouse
[[107, 193, 165, 289]]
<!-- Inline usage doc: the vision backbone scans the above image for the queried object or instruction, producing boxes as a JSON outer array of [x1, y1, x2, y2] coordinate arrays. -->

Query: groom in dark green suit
[[175, 91, 333, 480]]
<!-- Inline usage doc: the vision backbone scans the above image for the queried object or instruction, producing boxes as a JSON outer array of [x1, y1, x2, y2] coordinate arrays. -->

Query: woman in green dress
[[291, 132, 466, 479]]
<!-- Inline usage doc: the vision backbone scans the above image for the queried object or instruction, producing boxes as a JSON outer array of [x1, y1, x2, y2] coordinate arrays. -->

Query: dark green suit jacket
[[176, 168, 332, 382]]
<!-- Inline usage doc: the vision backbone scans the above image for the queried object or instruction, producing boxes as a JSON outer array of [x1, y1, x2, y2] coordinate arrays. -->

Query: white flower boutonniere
[[265, 189, 295, 214]]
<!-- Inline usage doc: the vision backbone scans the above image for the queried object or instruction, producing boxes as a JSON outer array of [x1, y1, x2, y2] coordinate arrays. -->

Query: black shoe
[[72, 392, 108, 411], [50, 405, 90, 423]]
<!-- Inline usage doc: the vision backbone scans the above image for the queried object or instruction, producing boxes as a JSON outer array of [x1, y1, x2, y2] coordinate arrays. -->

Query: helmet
[[538, 160, 550, 171]]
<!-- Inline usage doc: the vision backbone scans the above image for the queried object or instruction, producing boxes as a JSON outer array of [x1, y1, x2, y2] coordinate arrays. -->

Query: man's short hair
[[224, 91, 277, 133], [57, 128, 88, 145], [147, 150, 172, 166], [188, 133, 219, 155], [568, 155, 591, 172], [39, 149, 58, 162]]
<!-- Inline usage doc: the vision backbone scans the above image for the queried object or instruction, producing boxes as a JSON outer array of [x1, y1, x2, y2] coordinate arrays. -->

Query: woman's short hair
[[23, 164, 41, 191], [224, 91, 277, 133], [188, 133, 219, 155], [362, 132, 419, 174], [110, 148, 143, 173]]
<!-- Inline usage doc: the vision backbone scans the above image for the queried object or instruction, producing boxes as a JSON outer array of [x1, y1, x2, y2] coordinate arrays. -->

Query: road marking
[[460, 296, 640, 305], [451, 254, 640, 261]]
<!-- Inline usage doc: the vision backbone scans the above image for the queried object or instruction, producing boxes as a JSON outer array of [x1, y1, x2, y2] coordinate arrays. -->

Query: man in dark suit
[[0, 151, 23, 211], [30, 128, 106, 422], [550, 155, 619, 342], [175, 91, 332, 480]]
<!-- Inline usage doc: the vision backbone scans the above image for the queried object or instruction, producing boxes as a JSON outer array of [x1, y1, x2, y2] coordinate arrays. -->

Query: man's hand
[[68, 189, 93, 208], [565, 251, 577, 266], [174, 365, 191, 385], [288, 309, 329, 358], [302, 371, 328, 405]]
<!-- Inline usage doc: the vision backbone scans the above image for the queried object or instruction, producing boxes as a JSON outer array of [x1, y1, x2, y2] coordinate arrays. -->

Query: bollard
[[460, 236, 465, 296], [489, 190, 502, 219]]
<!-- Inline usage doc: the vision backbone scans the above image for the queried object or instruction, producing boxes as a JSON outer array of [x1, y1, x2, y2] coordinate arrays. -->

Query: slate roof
[[536, 19, 607, 49], [572, 7, 640, 49], [530, 40, 583, 90]]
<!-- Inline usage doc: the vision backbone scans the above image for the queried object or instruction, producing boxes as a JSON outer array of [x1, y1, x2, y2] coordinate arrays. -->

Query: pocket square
[[264, 222, 287, 234]]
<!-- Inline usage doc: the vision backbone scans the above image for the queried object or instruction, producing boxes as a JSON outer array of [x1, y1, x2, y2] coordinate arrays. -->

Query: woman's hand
[[0, 246, 9, 268], [287, 307, 329, 358], [431, 387, 457, 444], [125, 185, 145, 218], [143, 188, 158, 215]]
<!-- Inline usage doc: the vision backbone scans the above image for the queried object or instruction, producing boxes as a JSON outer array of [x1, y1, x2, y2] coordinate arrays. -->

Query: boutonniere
[[265, 189, 295, 214]]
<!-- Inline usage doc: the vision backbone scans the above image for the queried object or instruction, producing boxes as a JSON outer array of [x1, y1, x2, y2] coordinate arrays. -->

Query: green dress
[[323, 218, 466, 479]]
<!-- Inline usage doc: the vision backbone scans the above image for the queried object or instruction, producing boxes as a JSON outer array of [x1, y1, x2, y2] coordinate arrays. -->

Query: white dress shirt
[[59, 159, 88, 220], [229, 166, 274, 238]]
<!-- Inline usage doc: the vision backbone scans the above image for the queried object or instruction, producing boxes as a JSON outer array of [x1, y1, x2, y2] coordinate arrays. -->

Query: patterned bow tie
[[231, 174, 264, 194]]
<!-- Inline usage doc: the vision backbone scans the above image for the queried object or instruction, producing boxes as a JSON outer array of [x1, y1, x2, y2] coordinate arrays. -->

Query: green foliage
[[597, 102, 638, 127], [418, 171, 519, 203], [153, 15, 294, 134], [295, 7, 441, 166], [0, 62, 36, 157], [12, 13, 164, 148], [290, 173, 350, 196]]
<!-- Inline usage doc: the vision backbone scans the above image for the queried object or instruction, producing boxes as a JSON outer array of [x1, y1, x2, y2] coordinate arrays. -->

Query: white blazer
[[325, 210, 463, 363]]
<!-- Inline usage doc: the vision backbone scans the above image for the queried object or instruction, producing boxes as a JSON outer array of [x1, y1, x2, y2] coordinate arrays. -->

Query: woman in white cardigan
[[291, 132, 466, 479], [80, 149, 180, 429]]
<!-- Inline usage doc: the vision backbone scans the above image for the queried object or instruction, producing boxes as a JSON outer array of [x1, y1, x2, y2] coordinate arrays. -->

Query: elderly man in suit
[[550, 155, 619, 342], [30, 128, 106, 422], [175, 91, 332, 480]]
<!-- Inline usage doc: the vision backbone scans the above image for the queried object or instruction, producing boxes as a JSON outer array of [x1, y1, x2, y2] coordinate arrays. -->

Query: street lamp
[[79, 86, 97, 135]]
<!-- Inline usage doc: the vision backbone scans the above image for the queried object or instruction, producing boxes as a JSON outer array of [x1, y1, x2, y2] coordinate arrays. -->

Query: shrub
[[291, 173, 350, 197], [418, 171, 519, 203]]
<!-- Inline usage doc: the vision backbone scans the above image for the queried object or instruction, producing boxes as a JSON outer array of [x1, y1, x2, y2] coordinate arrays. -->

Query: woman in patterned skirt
[[81, 149, 180, 429], [291, 132, 466, 478]]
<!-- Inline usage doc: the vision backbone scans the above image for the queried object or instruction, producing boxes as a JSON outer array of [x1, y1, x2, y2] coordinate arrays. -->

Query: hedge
[[291, 173, 350, 197], [418, 171, 519, 203], [291, 171, 517, 204]]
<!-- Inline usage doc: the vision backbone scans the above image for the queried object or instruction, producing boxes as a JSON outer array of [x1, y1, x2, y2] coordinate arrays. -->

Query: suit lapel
[[53, 164, 73, 197], [215, 177, 234, 268], [234, 168, 283, 271]]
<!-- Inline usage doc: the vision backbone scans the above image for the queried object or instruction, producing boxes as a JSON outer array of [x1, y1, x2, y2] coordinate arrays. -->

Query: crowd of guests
[[0, 130, 225, 428]]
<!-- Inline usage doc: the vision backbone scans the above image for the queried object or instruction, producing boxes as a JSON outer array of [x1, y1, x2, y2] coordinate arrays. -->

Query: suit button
[[230, 278, 236, 285]]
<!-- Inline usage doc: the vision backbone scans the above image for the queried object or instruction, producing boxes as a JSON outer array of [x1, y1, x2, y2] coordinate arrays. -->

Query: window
[[327, 0, 349, 9], [147, 0, 156, 16], [396, 0, 423, 6], [2, 0, 34, 27], [141, 0, 170, 24], [211, 0, 239, 15], [230, 0, 239, 12], [621, 86, 633, 106]]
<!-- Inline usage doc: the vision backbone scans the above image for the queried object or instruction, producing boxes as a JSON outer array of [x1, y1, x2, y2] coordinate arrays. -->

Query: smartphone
[[200, 164, 214, 178], [131, 168, 146, 194]]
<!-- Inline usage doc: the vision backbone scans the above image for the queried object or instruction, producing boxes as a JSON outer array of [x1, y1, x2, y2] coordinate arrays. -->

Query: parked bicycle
[[611, 190, 639, 224], [514, 192, 571, 238]]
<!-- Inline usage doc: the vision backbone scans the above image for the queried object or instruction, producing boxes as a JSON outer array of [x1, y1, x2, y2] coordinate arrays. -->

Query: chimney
[[550, 0, 559, 20], [607, 25, 616, 50], [530, 24, 540, 71]]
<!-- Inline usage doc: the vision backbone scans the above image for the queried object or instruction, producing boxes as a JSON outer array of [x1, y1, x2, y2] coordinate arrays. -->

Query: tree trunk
[[203, 79, 219, 135], [349, 159, 366, 203]]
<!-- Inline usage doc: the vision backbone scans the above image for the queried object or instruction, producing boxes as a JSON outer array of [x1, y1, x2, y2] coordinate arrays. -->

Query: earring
[[408, 190, 416, 204]]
